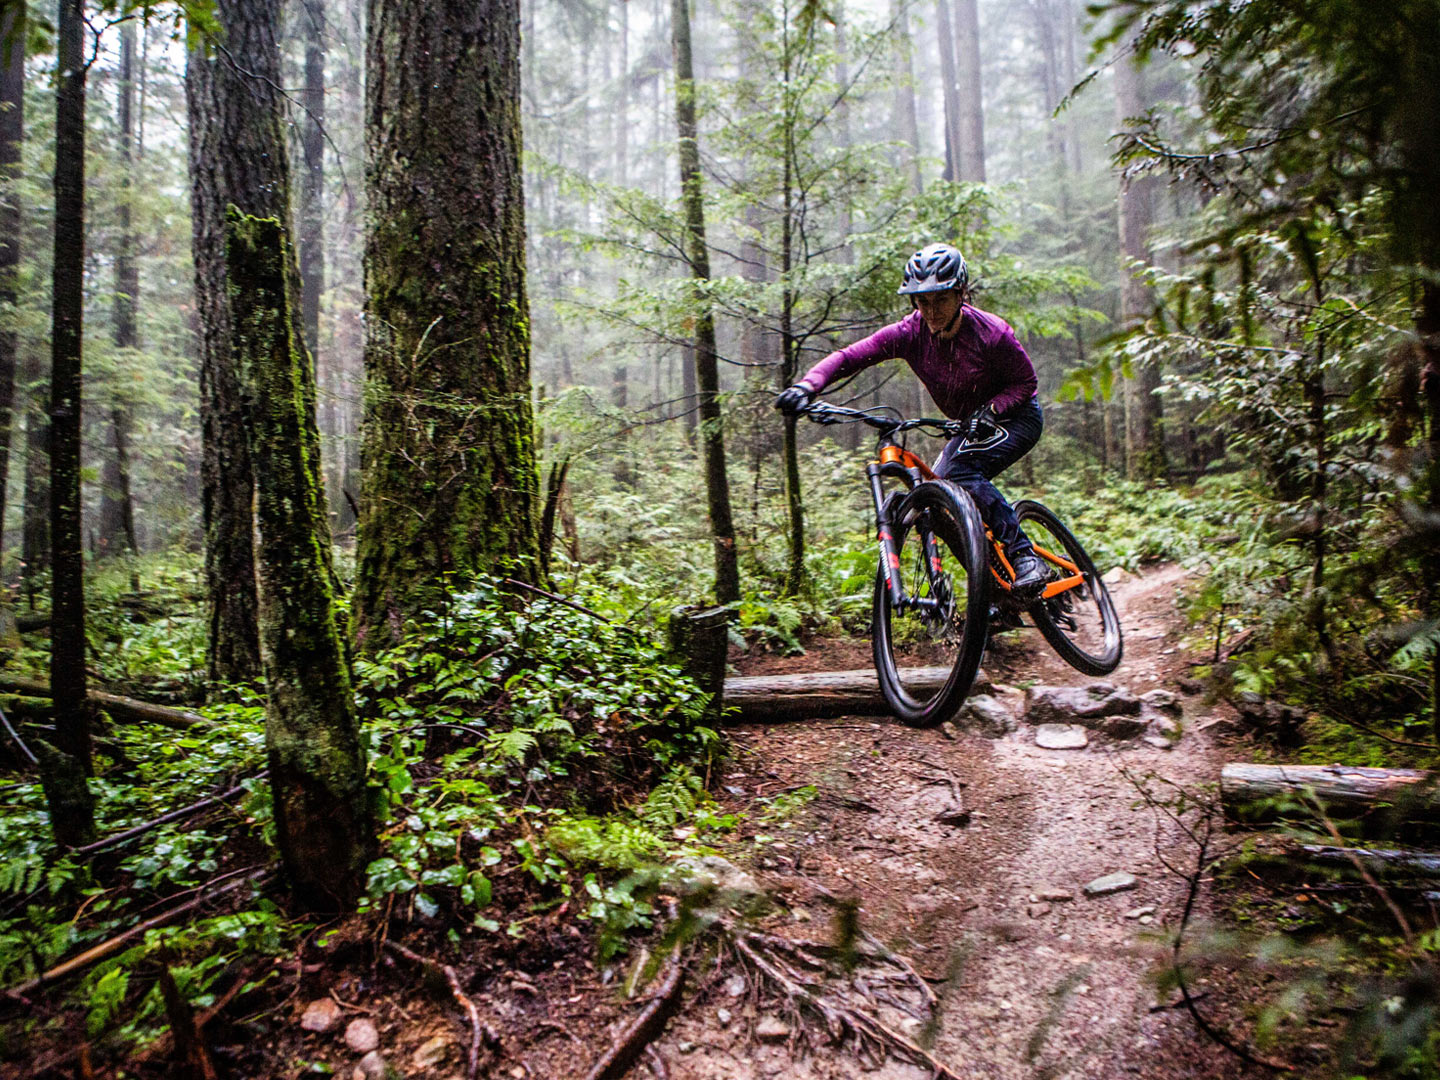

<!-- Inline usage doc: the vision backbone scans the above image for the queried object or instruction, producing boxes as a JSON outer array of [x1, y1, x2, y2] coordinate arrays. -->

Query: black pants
[[932, 396, 1043, 558]]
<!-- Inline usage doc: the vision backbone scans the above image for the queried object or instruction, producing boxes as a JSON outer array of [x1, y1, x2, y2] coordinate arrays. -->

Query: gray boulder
[[958, 694, 1017, 737], [670, 856, 766, 914], [1025, 683, 1140, 728], [1141, 689, 1183, 716]]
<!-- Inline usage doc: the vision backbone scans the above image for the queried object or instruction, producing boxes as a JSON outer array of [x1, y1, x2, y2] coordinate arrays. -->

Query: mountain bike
[[799, 400, 1123, 727]]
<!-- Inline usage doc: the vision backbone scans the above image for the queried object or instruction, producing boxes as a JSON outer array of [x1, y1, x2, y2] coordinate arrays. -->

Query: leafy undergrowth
[[0, 578, 739, 1075]]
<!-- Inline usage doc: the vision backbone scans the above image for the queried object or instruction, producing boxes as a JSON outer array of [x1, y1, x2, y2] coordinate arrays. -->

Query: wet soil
[[646, 562, 1266, 1080]]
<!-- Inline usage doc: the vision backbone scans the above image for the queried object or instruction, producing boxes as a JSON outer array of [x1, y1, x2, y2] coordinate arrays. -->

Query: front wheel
[[1015, 500, 1123, 676], [872, 482, 990, 727]]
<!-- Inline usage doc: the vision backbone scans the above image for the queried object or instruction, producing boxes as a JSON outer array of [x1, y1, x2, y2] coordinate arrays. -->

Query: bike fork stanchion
[[868, 463, 907, 610]]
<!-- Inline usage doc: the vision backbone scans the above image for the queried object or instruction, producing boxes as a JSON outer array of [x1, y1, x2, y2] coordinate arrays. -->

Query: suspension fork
[[870, 461, 949, 613], [868, 461, 907, 610]]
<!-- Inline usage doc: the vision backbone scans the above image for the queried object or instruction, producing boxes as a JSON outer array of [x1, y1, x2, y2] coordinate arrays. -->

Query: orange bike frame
[[986, 531, 1084, 600]]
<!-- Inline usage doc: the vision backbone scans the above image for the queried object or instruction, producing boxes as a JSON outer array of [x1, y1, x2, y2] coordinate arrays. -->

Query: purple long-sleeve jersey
[[797, 306, 1038, 419]]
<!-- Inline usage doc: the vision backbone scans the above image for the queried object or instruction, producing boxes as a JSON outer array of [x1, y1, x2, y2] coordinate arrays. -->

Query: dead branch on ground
[[583, 952, 686, 1080], [383, 939, 496, 1080]]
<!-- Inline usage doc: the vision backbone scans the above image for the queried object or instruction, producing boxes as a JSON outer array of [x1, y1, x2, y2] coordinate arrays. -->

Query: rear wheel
[[872, 482, 990, 727], [1015, 500, 1122, 676]]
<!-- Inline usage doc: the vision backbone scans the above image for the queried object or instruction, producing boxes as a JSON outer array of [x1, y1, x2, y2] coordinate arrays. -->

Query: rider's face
[[913, 290, 964, 338]]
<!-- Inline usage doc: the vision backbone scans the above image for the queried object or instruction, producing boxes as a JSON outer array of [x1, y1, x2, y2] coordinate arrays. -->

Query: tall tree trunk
[[227, 212, 371, 909], [672, 0, 740, 605], [1115, 37, 1164, 480], [300, 0, 325, 363], [1416, 280, 1440, 734], [833, 3, 853, 254], [357, 0, 541, 646], [190, 0, 292, 687], [612, 363, 632, 487], [1061, 0, 1081, 175], [780, 111, 804, 596], [617, 0, 628, 188], [46, 0, 94, 845], [101, 21, 139, 567], [890, 0, 922, 194], [934, 0, 962, 183], [952, 0, 985, 181], [20, 348, 46, 608], [0, 3, 22, 576]]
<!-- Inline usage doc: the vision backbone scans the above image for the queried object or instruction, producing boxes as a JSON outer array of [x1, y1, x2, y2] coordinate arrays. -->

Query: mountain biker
[[775, 242, 1048, 599]]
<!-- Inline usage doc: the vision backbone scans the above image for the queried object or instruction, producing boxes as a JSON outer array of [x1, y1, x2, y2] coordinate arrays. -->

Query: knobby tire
[[872, 482, 989, 727]]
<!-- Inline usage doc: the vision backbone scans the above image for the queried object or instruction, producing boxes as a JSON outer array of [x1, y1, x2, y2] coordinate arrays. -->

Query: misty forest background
[[2, 0, 1440, 1072]]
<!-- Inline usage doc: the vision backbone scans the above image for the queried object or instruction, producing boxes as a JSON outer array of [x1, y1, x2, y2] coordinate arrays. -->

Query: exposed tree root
[[583, 952, 687, 1080], [382, 939, 496, 1080], [726, 926, 964, 1080]]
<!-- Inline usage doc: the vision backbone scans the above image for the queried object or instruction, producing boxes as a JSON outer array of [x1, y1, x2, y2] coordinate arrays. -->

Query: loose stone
[[300, 998, 342, 1033], [1036, 724, 1089, 749], [412, 1036, 450, 1069], [1124, 905, 1157, 920], [756, 1015, 791, 1042], [1083, 872, 1139, 897], [344, 1018, 379, 1054]]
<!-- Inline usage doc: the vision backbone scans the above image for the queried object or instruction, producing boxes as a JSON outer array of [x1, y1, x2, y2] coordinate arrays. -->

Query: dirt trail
[[657, 563, 1260, 1080]]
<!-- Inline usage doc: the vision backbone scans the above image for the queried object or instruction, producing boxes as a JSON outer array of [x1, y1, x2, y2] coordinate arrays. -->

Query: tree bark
[[0, 2, 22, 575], [189, 0, 303, 687], [20, 346, 46, 607], [889, 0, 922, 194], [672, 0, 740, 606], [49, 0, 91, 784], [952, 0, 985, 181], [227, 211, 372, 909], [1221, 763, 1440, 825], [933, 0, 962, 183], [1114, 37, 1165, 480], [779, 82, 804, 596], [725, 667, 975, 722], [357, 0, 542, 647], [300, 0, 325, 363], [100, 20, 140, 566]]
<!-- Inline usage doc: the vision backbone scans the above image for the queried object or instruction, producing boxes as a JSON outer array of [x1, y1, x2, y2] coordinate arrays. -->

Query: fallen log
[[1221, 763, 1440, 823], [4, 867, 270, 1000], [0, 675, 208, 730], [1298, 844, 1440, 877], [15, 611, 50, 633], [723, 667, 991, 723]]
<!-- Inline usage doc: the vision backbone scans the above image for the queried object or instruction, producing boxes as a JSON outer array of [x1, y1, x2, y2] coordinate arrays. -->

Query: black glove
[[775, 384, 813, 415], [965, 403, 999, 441]]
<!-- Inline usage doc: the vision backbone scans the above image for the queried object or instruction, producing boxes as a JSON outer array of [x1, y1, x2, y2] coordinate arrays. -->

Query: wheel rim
[[878, 505, 979, 711], [1019, 510, 1119, 668]]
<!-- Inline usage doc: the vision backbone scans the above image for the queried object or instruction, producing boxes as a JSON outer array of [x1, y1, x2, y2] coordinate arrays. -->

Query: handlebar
[[797, 400, 981, 440]]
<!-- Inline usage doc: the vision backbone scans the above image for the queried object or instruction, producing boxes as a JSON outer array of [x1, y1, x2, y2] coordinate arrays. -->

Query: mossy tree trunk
[[356, 0, 541, 646], [672, 0, 740, 606], [187, 0, 303, 689], [226, 210, 372, 910]]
